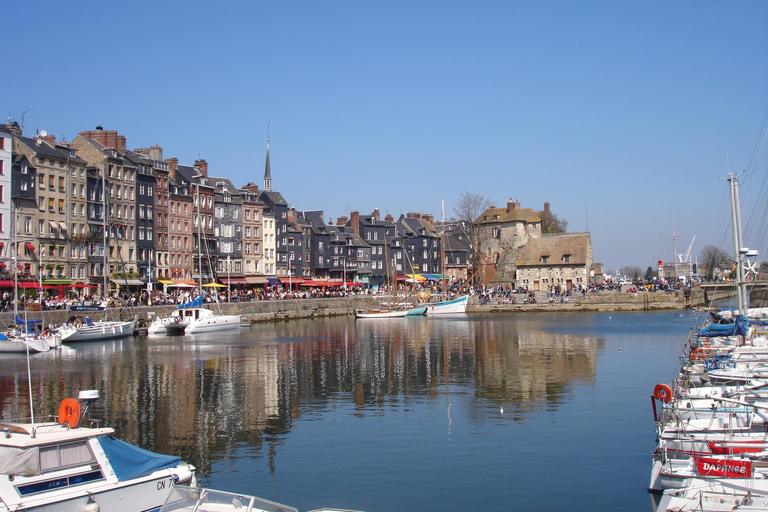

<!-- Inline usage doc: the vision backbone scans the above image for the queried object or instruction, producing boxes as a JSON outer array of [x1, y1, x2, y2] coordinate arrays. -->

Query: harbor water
[[0, 311, 692, 512]]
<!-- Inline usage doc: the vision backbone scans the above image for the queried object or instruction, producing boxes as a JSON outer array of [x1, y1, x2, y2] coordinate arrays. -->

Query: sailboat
[[150, 182, 240, 335], [425, 199, 468, 315], [0, 207, 59, 352], [355, 235, 426, 318], [59, 163, 136, 342]]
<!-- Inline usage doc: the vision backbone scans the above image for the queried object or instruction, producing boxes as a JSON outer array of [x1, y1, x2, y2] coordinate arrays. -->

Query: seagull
[[500, 407, 504, 415]]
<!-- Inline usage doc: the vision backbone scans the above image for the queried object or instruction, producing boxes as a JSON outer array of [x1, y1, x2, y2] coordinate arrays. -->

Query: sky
[[5, 1, 768, 272]]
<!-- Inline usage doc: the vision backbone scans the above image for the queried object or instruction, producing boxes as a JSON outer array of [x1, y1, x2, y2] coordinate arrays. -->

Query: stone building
[[475, 199, 544, 285], [514, 232, 593, 292]]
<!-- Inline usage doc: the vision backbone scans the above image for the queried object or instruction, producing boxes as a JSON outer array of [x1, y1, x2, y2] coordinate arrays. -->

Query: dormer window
[[541, 255, 549, 264], [562, 254, 571, 263]]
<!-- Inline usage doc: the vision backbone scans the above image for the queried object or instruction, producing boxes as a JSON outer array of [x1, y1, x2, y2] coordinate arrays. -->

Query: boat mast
[[195, 183, 203, 299], [728, 172, 747, 314], [441, 198, 446, 297], [14, 204, 34, 423], [102, 161, 108, 318]]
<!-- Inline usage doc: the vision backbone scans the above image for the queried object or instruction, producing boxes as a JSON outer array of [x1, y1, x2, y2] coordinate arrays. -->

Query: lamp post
[[226, 255, 231, 303]]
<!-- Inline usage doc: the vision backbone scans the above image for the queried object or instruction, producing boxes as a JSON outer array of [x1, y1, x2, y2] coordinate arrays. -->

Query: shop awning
[[202, 282, 226, 288], [111, 279, 146, 286], [59, 222, 68, 232], [305, 280, 331, 287], [245, 276, 268, 284], [158, 279, 176, 286], [266, 277, 281, 286], [24, 243, 35, 252], [221, 277, 248, 285], [0, 280, 15, 287], [43, 279, 72, 285], [406, 274, 427, 282], [279, 277, 306, 285], [17, 281, 41, 289]]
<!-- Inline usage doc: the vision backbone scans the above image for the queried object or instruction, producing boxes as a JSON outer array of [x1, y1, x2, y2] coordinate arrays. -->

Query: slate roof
[[477, 206, 541, 225], [260, 190, 288, 207], [17, 137, 86, 164], [515, 233, 591, 267]]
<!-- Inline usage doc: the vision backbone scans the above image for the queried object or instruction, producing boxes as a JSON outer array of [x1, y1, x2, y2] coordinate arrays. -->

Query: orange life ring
[[653, 383, 673, 403], [57, 398, 81, 428], [692, 346, 715, 360]]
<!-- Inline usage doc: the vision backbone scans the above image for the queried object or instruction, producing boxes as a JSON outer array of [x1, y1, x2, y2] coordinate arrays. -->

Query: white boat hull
[[60, 319, 136, 343], [424, 295, 468, 315], [184, 315, 241, 334]]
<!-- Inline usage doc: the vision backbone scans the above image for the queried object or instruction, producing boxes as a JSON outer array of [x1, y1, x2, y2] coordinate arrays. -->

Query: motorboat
[[0, 390, 198, 512], [58, 315, 137, 343], [183, 307, 241, 334]]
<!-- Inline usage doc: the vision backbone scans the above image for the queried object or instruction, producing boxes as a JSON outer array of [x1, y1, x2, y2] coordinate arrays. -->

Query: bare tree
[[699, 245, 732, 280], [540, 210, 568, 233], [619, 266, 643, 280], [453, 192, 492, 286]]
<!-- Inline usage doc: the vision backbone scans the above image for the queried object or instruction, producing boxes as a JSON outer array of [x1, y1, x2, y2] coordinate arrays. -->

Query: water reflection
[[0, 314, 601, 478]]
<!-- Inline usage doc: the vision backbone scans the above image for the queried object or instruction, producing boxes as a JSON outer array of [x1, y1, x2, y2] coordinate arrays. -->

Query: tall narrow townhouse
[[0, 127, 11, 263], [165, 158, 194, 282], [240, 183, 265, 284], [175, 160, 216, 282], [210, 176, 244, 284], [124, 150, 157, 286], [15, 134, 88, 282], [135, 146, 170, 281], [10, 151, 37, 277], [71, 131, 138, 283]]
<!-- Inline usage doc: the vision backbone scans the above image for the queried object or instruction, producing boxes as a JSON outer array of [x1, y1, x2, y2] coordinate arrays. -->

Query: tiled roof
[[477, 207, 541, 225], [516, 233, 591, 267]]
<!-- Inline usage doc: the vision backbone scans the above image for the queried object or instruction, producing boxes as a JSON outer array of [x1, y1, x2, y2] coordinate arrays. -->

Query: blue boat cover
[[177, 296, 203, 309], [15, 316, 42, 325], [700, 315, 749, 337], [98, 435, 182, 481]]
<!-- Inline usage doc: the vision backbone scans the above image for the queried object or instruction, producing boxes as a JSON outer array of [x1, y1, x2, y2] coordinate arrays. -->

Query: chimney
[[242, 182, 259, 193], [372, 208, 380, 221], [34, 134, 57, 146], [337, 215, 348, 226], [422, 214, 434, 224], [164, 157, 178, 181], [79, 129, 126, 153], [3, 123, 22, 137], [385, 214, 394, 222], [136, 145, 163, 162], [350, 210, 360, 235], [544, 201, 551, 213], [506, 199, 515, 213], [406, 212, 421, 219], [195, 159, 208, 178]]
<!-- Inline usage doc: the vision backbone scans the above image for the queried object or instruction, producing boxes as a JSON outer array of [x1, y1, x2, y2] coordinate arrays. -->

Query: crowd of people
[[0, 276, 694, 311]]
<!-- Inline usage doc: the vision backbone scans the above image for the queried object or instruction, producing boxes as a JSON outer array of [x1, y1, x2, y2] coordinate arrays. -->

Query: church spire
[[264, 119, 272, 192]]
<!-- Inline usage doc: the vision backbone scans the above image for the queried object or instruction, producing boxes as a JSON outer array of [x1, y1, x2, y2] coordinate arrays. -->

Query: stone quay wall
[[0, 290, 693, 330]]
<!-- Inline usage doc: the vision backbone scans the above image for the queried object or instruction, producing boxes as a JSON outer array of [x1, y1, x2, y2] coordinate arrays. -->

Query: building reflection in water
[[0, 314, 601, 476]]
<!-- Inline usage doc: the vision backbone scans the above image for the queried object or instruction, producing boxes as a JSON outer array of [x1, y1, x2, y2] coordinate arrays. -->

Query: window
[[541, 255, 549, 264], [563, 254, 571, 263]]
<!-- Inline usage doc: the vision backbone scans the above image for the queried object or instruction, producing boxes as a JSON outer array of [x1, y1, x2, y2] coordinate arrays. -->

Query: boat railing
[[159, 485, 299, 512]]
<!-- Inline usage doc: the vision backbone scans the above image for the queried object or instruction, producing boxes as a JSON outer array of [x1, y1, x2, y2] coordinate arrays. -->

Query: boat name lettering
[[157, 477, 175, 491], [697, 457, 752, 478]]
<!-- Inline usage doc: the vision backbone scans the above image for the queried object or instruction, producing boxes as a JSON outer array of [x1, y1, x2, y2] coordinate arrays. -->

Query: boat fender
[[57, 398, 81, 428], [172, 465, 194, 484], [84, 495, 100, 512], [653, 383, 673, 403]]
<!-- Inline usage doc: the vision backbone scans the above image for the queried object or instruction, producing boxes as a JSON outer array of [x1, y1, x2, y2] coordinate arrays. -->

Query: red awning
[[305, 280, 330, 286], [24, 243, 35, 252], [17, 281, 40, 289], [0, 280, 15, 287], [280, 277, 306, 285]]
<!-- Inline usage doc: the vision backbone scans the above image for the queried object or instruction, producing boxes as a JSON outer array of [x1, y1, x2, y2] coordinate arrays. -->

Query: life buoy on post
[[653, 383, 674, 403], [58, 398, 81, 428], [174, 317, 181, 323]]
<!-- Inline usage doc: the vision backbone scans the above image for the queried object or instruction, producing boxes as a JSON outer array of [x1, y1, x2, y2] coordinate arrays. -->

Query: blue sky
[[5, 1, 768, 272]]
